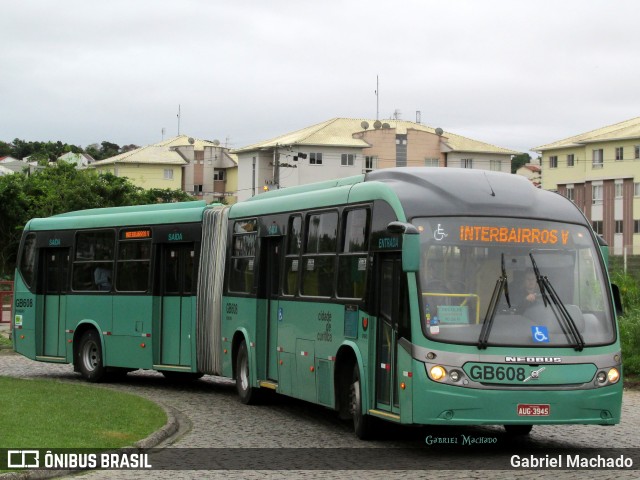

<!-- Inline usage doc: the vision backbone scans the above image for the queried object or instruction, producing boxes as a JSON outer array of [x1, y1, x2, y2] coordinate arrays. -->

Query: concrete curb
[[0, 400, 180, 479]]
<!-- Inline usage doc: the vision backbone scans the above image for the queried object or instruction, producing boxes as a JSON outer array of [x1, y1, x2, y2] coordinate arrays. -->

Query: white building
[[232, 117, 519, 202]]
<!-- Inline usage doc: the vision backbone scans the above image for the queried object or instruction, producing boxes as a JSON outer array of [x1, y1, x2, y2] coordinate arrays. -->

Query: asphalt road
[[0, 350, 638, 479]]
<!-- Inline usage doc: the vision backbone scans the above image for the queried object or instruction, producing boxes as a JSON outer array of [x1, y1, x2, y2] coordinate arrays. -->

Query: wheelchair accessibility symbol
[[433, 224, 448, 241], [531, 326, 549, 343]]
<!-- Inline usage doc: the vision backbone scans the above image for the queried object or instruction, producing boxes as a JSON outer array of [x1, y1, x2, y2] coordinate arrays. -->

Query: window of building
[[424, 158, 439, 167], [490, 160, 502, 171], [592, 221, 603, 235], [592, 149, 603, 168], [634, 220, 640, 234], [229, 219, 257, 294], [635, 146, 640, 159], [615, 182, 623, 199], [615, 147, 624, 161], [310, 152, 323, 165], [615, 220, 624, 234], [163, 169, 174, 180], [213, 170, 225, 181], [364, 156, 377, 172], [565, 186, 574, 201], [302, 211, 337, 297], [73, 230, 115, 291], [567, 154, 575, 167], [549, 156, 558, 168], [341, 154, 354, 167], [461, 158, 473, 169], [592, 184, 603, 205], [635, 182, 640, 197], [194, 185, 203, 194]]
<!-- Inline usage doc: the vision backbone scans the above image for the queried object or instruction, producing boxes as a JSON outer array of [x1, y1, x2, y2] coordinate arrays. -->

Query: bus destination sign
[[458, 225, 570, 246], [123, 229, 151, 240]]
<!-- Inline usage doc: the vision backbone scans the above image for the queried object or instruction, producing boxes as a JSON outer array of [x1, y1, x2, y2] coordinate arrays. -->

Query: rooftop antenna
[[177, 105, 181, 135], [416, 111, 421, 124], [375, 75, 379, 120], [161, 127, 165, 140]]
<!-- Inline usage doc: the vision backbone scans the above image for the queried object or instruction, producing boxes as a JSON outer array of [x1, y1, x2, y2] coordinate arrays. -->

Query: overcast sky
[[2, 0, 639, 157]]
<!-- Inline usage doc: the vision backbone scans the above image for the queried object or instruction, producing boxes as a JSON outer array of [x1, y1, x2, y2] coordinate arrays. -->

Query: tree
[[0, 163, 194, 276], [99, 141, 120, 159], [511, 153, 531, 174]]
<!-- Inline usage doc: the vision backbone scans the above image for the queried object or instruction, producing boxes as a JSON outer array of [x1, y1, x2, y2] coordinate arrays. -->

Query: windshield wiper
[[529, 253, 585, 351], [478, 253, 510, 349]]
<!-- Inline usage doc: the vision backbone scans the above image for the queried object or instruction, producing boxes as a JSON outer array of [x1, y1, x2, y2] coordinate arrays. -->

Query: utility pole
[[177, 105, 181, 135]]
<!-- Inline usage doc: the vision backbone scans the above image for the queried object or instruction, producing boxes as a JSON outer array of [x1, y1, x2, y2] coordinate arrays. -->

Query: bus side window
[[337, 208, 369, 299], [283, 215, 302, 296], [19, 233, 37, 288], [116, 239, 151, 292], [72, 230, 115, 291], [302, 211, 337, 297], [229, 219, 257, 294]]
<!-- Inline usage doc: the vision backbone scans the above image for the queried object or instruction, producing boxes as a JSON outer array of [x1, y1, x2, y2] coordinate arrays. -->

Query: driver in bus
[[513, 270, 540, 311]]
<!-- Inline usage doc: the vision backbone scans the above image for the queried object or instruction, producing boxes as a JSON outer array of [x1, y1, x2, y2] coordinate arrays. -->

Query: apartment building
[[233, 118, 519, 202], [534, 117, 640, 254]]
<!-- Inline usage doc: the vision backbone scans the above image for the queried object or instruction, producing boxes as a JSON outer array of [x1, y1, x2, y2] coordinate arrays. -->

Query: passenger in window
[[94, 265, 112, 291]]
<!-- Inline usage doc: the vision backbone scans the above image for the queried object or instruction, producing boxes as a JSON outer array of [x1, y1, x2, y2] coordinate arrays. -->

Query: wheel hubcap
[[82, 341, 99, 372], [239, 355, 249, 391]]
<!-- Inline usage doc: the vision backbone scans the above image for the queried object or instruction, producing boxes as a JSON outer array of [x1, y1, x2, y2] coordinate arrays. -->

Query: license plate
[[517, 404, 550, 416]]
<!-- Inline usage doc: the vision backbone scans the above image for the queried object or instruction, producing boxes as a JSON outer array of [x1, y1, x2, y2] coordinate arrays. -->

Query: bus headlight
[[429, 365, 447, 381], [596, 372, 607, 384], [449, 370, 461, 382], [607, 368, 620, 384]]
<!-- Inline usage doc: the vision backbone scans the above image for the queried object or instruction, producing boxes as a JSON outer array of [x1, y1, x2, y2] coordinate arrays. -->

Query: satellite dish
[[188, 137, 195, 145], [213, 139, 220, 146], [373, 120, 382, 129], [360, 121, 369, 130], [435, 128, 444, 136], [382, 123, 390, 129]]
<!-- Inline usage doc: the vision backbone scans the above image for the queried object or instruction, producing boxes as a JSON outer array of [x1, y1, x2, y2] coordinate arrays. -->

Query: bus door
[[160, 243, 196, 366], [375, 254, 402, 414], [262, 237, 281, 381], [40, 247, 69, 358]]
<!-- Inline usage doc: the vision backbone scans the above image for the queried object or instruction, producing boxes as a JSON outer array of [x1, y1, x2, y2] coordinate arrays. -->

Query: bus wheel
[[77, 330, 106, 383], [504, 424, 533, 436], [236, 340, 259, 404], [350, 364, 373, 439]]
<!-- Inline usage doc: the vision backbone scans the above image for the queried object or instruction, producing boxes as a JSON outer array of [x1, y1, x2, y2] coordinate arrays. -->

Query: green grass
[[0, 376, 166, 448], [611, 269, 640, 376], [0, 336, 11, 348]]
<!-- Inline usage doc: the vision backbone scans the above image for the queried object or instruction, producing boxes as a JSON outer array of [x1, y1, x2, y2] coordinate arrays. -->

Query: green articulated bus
[[13, 168, 623, 438]]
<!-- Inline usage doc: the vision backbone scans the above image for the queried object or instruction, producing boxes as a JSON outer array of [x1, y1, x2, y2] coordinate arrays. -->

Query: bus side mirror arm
[[387, 222, 420, 272]]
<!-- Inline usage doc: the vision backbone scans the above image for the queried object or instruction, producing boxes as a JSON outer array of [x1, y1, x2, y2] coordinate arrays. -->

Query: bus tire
[[236, 340, 259, 404], [77, 330, 106, 383], [504, 424, 533, 436], [350, 364, 373, 440]]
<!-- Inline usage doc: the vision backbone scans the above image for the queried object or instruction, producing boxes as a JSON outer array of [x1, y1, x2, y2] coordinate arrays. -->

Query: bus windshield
[[414, 217, 615, 347]]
